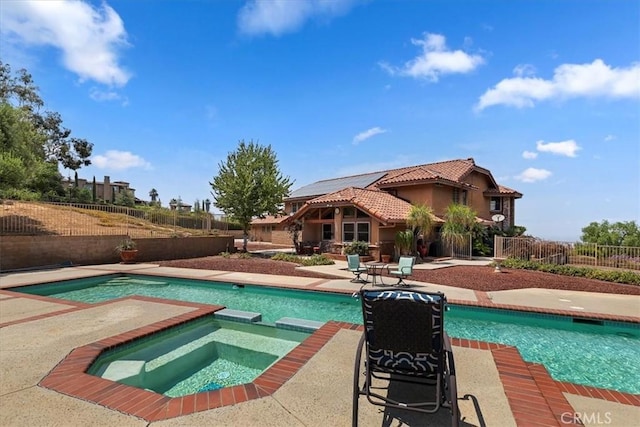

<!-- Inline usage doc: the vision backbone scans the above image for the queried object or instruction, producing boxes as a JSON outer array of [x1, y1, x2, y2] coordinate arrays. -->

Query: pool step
[[214, 309, 262, 323], [275, 317, 325, 332], [101, 360, 146, 387]]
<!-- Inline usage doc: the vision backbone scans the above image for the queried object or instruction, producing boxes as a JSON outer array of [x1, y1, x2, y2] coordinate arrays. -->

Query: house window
[[342, 222, 370, 242], [453, 189, 467, 205], [357, 222, 370, 242], [291, 202, 301, 213], [490, 197, 501, 212], [342, 207, 355, 218], [322, 223, 332, 240], [343, 223, 355, 242]]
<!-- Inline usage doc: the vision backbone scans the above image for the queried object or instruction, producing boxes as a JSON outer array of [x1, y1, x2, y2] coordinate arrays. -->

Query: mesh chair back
[[397, 256, 415, 272], [361, 289, 445, 375], [347, 254, 362, 270]]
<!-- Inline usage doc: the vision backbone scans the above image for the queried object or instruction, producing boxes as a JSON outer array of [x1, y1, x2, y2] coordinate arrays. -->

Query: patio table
[[366, 262, 387, 286]]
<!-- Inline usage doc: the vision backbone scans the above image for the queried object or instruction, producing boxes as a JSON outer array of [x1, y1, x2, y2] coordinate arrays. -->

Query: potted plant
[[116, 237, 138, 263], [407, 203, 435, 259]]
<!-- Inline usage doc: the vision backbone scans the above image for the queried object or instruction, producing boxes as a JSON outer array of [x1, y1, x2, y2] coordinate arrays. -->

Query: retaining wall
[[0, 235, 235, 272]]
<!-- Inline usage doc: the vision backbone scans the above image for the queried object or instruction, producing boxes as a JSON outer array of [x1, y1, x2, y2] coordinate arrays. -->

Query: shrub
[[344, 241, 370, 256], [499, 258, 640, 285], [270, 253, 335, 266], [300, 254, 334, 266], [219, 251, 231, 258]]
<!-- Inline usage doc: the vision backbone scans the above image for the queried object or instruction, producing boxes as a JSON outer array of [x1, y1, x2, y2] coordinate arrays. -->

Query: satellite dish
[[492, 214, 505, 222]]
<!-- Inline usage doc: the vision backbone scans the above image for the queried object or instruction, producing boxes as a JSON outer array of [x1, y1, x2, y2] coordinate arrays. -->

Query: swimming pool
[[12, 274, 640, 394]]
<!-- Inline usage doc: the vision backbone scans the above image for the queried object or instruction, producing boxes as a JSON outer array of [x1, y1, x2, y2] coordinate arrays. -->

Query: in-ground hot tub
[[88, 317, 310, 397]]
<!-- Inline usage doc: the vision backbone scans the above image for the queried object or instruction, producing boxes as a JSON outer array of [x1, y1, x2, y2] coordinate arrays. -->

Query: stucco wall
[[271, 230, 293, 246], [0, 235, 234, 272]]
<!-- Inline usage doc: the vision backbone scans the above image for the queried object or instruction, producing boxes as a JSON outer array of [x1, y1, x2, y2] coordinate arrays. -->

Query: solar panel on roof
[[289, 171, 386, 198]]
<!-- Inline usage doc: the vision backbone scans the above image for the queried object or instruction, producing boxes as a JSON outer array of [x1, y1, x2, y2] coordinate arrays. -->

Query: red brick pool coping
[[2, 278, 638, 425], [23, 296, 636, 424]]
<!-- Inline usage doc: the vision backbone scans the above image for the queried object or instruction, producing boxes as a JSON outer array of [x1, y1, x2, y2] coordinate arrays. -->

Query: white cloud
[[513, 64, 536, 77], [522, 151, 538, 159], [536, 139, 581, 157], [380, 33, 485, 82], [237, 0, 358, 36], [353, 127, 387, 144], [0, 0, 131, 87], [476, 59, 640, 110], [93, 150, 151, 170], [515, 167, 552, 183], [89, 87, 128, 105], [604, 134, 616, 142]]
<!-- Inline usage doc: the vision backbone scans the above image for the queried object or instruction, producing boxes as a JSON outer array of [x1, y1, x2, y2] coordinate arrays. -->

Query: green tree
[[0, 152, 27, 189], [581, 220, 640, 247], [0, 61, 93, 197], [115, 189, 135, 207], [407, 203, 435, 236], [210, 140, 293, 252], [406, 203, 435, 258], [148, 188, 159, 207], [441, 203, 477, 255]]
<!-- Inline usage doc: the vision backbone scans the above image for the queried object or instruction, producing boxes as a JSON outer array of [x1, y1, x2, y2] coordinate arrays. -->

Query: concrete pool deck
[[0, 262, 638, 426]]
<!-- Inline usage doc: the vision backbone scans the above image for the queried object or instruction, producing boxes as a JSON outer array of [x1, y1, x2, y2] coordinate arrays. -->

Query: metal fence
[[0, 201, 232, 238], [433, 233, 473, 260], [494, 236, 640, 271]]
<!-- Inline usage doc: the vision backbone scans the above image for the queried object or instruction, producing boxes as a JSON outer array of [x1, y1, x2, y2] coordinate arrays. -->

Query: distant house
[[62, 175, 137, 203], [250, 158, 522, 254], [169, 200, 192, 213]]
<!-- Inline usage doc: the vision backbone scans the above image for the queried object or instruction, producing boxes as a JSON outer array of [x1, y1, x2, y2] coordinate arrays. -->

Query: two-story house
[[62, 175, 137, 203], [251, 158, 522, 256]]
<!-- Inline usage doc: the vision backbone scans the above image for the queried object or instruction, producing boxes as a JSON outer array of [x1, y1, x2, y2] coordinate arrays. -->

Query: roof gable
[[298, 187, 436, 224]]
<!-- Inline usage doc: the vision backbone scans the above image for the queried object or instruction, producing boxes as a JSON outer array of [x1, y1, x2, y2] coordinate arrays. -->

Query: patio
[[0, 262, 638, 426]]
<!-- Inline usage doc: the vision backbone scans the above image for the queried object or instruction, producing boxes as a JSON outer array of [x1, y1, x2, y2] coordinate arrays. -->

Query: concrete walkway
[[0, 261, 638, 426]]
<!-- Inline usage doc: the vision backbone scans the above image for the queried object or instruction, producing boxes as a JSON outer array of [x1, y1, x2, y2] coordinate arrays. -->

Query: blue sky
[[1, 0, 638, 241]]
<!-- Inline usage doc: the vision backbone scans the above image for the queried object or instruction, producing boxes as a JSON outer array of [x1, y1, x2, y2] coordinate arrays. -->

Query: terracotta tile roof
[[375, 158, 478, 187], [250, 215, 290, 225], [284, 157, 521, 226], [304, 187, 442, 224], [484, 185, 523, 197]]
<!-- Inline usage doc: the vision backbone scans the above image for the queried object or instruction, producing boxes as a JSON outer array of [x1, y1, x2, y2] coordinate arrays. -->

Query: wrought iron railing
[[0, 201, 231, 238], [494, 236, 640, 271]]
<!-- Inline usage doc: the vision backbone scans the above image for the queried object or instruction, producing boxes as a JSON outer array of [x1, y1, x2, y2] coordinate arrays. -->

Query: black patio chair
[[352, 288, 459, 426]]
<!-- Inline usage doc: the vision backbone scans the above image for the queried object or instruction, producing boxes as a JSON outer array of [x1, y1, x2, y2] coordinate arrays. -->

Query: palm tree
[[406, 203, 435, 258], [149, 188, 158, 203], [441, 204, 477, 257]]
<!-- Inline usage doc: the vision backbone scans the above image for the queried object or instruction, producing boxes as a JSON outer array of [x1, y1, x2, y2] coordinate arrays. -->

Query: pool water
[[20, 275, 360, 324], [14, 274, 640, 394], [88, 317, 309, 397]]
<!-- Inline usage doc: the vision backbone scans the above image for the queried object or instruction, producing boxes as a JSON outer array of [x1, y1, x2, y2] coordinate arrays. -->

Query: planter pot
[[381, 254, 391, 263], [119, 250, 138, 264]]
